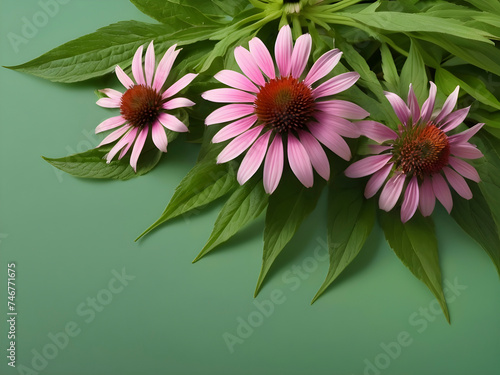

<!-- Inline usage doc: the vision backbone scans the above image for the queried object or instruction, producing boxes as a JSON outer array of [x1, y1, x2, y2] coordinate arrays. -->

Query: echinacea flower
[[202, 25, 365, 194], [95, 41, 197, 171], [345, 83, 484, 222]]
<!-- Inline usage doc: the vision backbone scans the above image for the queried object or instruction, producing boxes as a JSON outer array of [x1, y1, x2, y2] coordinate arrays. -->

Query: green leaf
[[194, 179, 268, 262], [211, 0, 250, 17], [312, 177, 375, 303], [379, 211, 450, 322], [380, 43, 400, 92], [43, 146, 162, 180], [399, 40, 428, 101], [464, 0, 500, 14], [254, 178, 325, 296]]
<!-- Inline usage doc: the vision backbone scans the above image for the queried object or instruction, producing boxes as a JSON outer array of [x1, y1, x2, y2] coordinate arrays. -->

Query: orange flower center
[[120, 85, 163, 128], [393, 124, 450, 177], [254, 77, 315, 133]]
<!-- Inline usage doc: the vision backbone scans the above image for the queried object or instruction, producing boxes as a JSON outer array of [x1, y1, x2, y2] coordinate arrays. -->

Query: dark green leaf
[[399, 40, 428, 101], [380, 43, 400, 92]]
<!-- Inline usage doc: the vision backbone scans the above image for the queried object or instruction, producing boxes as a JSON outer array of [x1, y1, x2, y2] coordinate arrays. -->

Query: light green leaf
[[194, 179, 268, 262], [312, 177, 375, 303], [399, 40, 428, 101], [379, 211, 450, 322], [464, 0, 500, 14], [380, 43, 400, 92]]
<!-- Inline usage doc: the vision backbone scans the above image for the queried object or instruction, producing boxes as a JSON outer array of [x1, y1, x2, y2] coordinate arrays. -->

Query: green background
[[1, 1, 499, 374]]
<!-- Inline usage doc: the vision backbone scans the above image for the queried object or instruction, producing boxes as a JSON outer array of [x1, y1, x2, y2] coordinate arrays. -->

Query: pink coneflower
[[345, 83, 484, 222], [202, 25, 365, 194], [95, 41, 197, 171]]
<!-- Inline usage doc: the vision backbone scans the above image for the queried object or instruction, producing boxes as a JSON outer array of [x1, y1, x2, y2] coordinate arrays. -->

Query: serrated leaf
[[43, 146, 162, 180], [312, 177, 375, 303], [254, 178, 325, 296], [379, 211, 450, 322], [399, 40, 428, 101], [194, 178, 268, 262]]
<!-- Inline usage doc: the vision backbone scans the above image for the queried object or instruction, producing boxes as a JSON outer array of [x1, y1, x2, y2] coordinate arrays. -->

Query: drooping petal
[[385, 91, 410, 126], [132, 44, 145, 85], [217, 125, 263, 164], [99, 88, 123, 100], [448, 123, 484, 144], [443, 166, 473, 199], [212, 115, 258, 143], [450, 143, 484, 159], [345, 154, 392, 178], [98, 125, 131, 147], [315, 99, 369, 120], [152, 44, 179, 91], [115, 65, 134, 89], [298, 131, 330, 181], [130, 127, 148, 172], [106, 127, 137, 162], [202, 88, 256, 103], [290, 33, 312, 79], [234, 46, 265, 86], [419, 176, 435, 217], [312, 72, 360, 99], [308, 122, 351, 160], [434, 86, 459, 124], [356, 120, 398, 143], [364, 163, 392, 198], [401, 176, 419, 223], [379, 173, 406, 212], [275, 25, 293, 77], [304, 49, 342, 87], [95, 115, 127, 134], [287, 134, 314, 188], [96, 97, 120, 108], [421, 81, 437, 123], [205, 104, 255, 125], [249, 37, 275, 79], [440, 106, 470, 132], [119, 128, 141, 159], [407, 84, 421, 123], [314, 113, 359, 138], [237, 131, 272, 185], [151, 121, 168, 153], [263, 135, 284, 194], [162, 73, 198, 99], [162, 97, 195, 110], [368, 145, 392, 154], [158, 113, 189, 133], [214, 70, 259, 93], [448, 156, 480, 182], [144, 41, 156, 87], [431, 173, 453, 213]]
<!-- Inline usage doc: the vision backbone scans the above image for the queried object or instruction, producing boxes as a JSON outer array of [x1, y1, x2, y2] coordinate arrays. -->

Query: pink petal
[[313, 72, 360, 99], [275, 25, 293, 77], [217, 125, 263, 164], [153, 44, 179, 91], [435, 86, 459, 124], [162, 73, 198, 99], [132, 44, 145, 85], [234, 46, 265, 86], [448, 123, 484, 144], [401, 176, 419, 223], [432, 173, 453, 213], [98, 125, 131, 147], [407, 84, 421, 123], [237, 131, 272, 185], [263, 135, 284, 194], [162, 97, 195, 110], [450, 143, 484, 159], [379, 173, 406, 212], [214, 70, 259, 93], [151, 121, 168, 153], [356, 120, 397, 143], [202, 88, 256, 103], [314, 113, 359, 138], [448, 156, 480, 182], [298, 130, 330, 181], [419, 176, 435, 217], [308, 122, 351, 160], [369, 145, 392, 154], [95, 115, 127, 134], [96, 97, 120, 108], [212, 115, 258, 143], [158, 113, 188, 133], [364, 163, 392, 198], [144, 41, 155, 87], [345, 154, 392, 178], [385, 91, 410, 125], [118, 128, 140, 159], [130, 127, 148, 172], [205, 104, 255, 125], [421, 81, 437, 123], [99, 88, 123, 100], [440, 107, 470, 132], [290, 33, 312, 79], [115, 65, 134, 89], [106, 127, 137, 162], [249, 37, 275, 79], [304, 49, 342, 86], [287, 134, 314, 188], [443, 166, 473, 199], [315, 99, 369, 120]]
